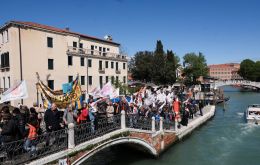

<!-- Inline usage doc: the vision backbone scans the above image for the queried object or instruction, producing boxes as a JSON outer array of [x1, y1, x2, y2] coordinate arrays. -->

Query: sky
[[1, 0, 260, 64]]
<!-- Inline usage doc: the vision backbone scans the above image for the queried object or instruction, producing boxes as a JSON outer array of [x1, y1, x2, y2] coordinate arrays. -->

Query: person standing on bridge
[[44, 103, 63, 132], [173, 97, 181, 129]]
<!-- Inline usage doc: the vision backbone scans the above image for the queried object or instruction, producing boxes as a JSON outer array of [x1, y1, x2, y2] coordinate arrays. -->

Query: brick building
[[208, 63, 242, 80]]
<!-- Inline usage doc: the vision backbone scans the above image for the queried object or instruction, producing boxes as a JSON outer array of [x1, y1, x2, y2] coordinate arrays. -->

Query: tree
[[239, 59, 260, 81], [152, 40, 166, 84], [129, 51, 153, 82], [239, 59, 255, 81], [129, 40, 181, 85], [165, 50, 180, 84], [183, 52, 208, 84]]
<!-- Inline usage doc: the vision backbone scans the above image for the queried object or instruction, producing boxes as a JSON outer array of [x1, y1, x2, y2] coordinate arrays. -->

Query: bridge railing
[[163, 120, 175, 131], [0, 129, 67, 165], [75, 114, 121, 145], [126, 114, 153, 131]]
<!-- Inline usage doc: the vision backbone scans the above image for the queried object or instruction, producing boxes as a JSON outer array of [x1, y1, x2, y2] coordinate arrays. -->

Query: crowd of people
[[0, 85, 206, 157]]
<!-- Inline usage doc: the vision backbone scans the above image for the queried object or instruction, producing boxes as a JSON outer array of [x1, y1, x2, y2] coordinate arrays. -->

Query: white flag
[[100, 81, 114, 97], [0, 80, 28, 103], [110, 88, 119, 99]]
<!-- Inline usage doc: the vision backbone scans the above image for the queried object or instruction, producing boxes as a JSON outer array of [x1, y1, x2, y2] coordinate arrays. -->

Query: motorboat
[[245, 104, 260, 124]]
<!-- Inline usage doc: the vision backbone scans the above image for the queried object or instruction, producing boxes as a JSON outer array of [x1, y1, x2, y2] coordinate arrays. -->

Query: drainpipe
[[18, 26, 24, 104]]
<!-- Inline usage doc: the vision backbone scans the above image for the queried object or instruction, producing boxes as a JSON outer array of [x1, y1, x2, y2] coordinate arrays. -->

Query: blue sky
[[1, 0, 260, 64]]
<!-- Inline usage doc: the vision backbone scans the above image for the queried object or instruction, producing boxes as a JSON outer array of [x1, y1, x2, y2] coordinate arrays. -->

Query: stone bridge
[[212, 80, 260, 89], [0, 106, 215, 165]]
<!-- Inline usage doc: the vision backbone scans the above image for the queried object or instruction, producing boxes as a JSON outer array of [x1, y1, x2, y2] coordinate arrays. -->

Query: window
[[105, 61, 108, 68], [47, 37, 53, 48], [106, 76, 109, 83], [90, 45, 94, 55], [88, 59, 92, 67], [123, 76, 126, 83], [116, 76, 119, 83], [99, 61, 102, 70], [81, 76, 85, 85], [1, 52, 10, 68], [8, 77, 10, 88], [79, 43, 83, 48], [48, 80, 54, 90], [99, 76, 103, 88], [88, 76, 92, 85], [111, 76, 114, 84], [111, 62, 114, 69], [48, 59, 54, 70], [68, 76, 73, 83], [68, 56, 73, 66], [80, 57, 84, 66], [123, 63, 126, 69], [99, 47, 102, 55], [116, 62, 118, 71], [107, 48, 110, 51], [73, 41, 77, 48]]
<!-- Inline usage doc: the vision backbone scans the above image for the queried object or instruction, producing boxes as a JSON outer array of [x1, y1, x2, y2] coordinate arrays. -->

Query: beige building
[[208, 63, 242, 80], [0, 21, 128, 106]]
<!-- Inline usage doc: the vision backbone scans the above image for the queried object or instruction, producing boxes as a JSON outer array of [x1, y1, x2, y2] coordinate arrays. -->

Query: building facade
[[208, 63, 242, 80], [0, 21, 127, 106]]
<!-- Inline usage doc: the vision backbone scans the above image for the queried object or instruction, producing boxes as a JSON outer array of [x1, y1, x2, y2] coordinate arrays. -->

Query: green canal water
[[85, 86, 260, 165]]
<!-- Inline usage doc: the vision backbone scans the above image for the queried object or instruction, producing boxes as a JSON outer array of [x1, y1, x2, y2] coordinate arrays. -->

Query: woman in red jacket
[[77, 103, 89, 124]]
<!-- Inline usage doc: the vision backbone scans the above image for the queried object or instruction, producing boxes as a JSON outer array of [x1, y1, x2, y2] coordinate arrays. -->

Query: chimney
[[65, 27, 70, 31]]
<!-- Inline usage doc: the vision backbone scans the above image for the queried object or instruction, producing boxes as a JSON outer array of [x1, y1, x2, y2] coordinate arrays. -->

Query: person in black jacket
[[44, 103, 62, 132], [0, 110, 18, 143], [12, 108, 26, 140]]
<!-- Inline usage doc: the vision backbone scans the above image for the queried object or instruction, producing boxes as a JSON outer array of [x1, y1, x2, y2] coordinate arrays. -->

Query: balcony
[[99, 68, 105, 74], [115, 69, 121, 74], [67, 46, 127, 61], [0, 66, 10, 72]]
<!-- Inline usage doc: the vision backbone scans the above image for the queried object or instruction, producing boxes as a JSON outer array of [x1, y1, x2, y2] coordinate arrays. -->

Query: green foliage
[[183, 52, 208, 84], [130, 40, 180, 85], [129, 51, 153, 82], [152, 40, 166, 84], [165, 50, 180, 84], [239, 59, 260, 81]]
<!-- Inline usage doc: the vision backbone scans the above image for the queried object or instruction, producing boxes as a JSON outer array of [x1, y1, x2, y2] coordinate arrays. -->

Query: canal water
[[85, 86, 260, 165]]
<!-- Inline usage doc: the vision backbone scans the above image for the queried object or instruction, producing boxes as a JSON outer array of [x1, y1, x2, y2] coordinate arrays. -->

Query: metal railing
[[75, 114, 121, 145], [126, 114, 152, 131], [163, 120, 175, 131], [0, 129, 67, 165], [0, 111, 175, 164], [67, 46, 126, 60]]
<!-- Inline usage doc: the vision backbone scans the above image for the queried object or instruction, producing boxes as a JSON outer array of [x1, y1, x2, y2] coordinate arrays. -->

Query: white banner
[[100, 81, 114, 97], [0, 80, 28, 103]]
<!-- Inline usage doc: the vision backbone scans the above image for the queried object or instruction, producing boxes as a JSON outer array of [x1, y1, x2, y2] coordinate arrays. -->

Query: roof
[[2, 20, 120, 46]]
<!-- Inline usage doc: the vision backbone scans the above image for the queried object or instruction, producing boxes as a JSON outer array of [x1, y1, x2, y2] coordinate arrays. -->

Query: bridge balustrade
[[0, 129, 67, 165], [74, 114, 121, 145], [126, 114, 153, 131], [0, 111, 176, 164]]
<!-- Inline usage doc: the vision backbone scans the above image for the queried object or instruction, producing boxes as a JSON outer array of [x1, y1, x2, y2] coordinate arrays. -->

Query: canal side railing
[[0, 111, 175, 165]]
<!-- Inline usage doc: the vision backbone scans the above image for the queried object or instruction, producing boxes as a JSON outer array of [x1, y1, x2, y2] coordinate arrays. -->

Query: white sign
[[0, 80, 28, 103]]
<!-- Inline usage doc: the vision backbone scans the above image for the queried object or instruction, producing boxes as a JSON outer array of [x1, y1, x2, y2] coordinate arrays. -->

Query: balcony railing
[[0, 66, 10, 72], [99, 68, 105, 74], [67, 46, 127, 60]]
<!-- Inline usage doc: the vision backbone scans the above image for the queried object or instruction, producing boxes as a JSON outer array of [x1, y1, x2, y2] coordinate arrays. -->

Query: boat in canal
[[245, 104, 260, 124]]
